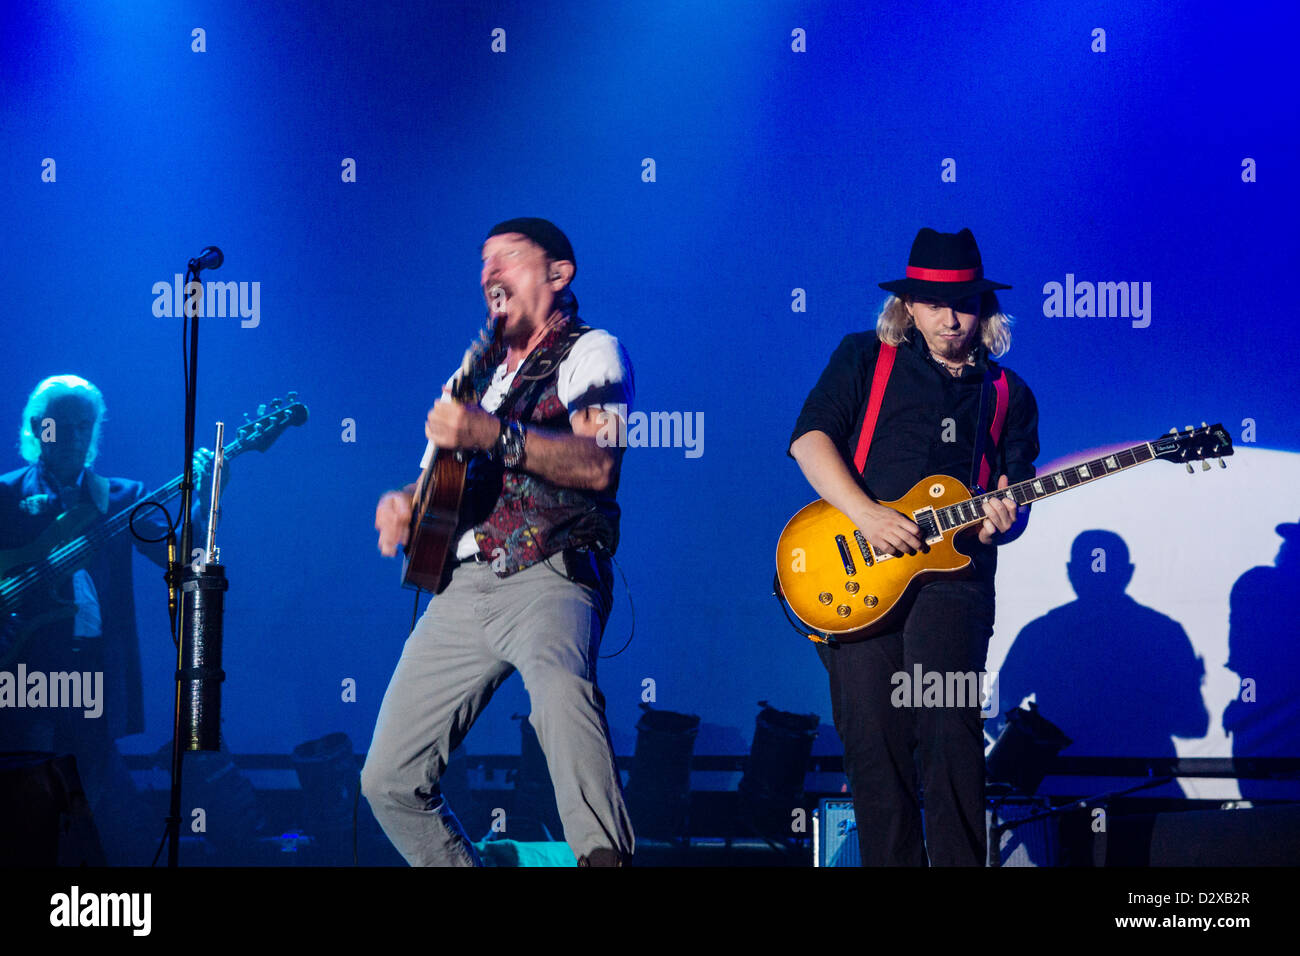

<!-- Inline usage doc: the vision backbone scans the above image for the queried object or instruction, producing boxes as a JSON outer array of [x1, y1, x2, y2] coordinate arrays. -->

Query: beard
[[931, 331, 976, 361]]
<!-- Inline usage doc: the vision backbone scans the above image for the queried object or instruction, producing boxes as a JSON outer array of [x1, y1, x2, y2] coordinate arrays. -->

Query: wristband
[[498, 420, 526, 468]]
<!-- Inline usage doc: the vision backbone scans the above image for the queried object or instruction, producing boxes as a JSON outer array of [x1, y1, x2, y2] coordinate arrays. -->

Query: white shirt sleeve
[[416, 329, 634, 468], [556, 329, 635, 421]]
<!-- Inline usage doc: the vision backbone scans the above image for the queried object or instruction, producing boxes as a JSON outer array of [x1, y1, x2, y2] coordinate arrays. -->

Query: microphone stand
[[163, 251, 228, 867]]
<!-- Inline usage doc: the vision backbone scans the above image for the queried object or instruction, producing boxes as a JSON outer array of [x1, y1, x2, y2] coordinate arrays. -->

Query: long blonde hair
[[874, 293, 1013, 358]]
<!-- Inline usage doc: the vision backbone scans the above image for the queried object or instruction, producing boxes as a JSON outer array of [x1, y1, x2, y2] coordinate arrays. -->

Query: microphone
[[486, 283, 507, 318], [190, 246, 224, 272]]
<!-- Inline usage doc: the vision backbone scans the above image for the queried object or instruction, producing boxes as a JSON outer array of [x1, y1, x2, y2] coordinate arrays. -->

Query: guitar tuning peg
[[1201, 460, 1210, 471], [1201, 421, 1208, 428], [1219, 458, 1227, 469], [1185, 425, 1194, 433], [287, 391, 298, 402], [1186, 463, 1194, 474], [257, 403, 267, 416], [242, 411, 250, 421], [1169, 427, 1178, 435], [271, 398, 282, 409]]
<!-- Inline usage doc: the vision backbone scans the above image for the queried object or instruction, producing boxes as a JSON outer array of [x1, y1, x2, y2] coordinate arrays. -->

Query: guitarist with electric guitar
[[785, 229, 1038, 867]]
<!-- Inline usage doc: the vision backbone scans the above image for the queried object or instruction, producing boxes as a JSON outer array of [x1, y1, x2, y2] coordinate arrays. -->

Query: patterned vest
[[460, 315, 622, 575]]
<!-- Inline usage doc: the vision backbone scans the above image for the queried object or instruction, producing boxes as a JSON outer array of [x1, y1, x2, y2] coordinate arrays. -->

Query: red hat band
[[904, 265, 982, 283]]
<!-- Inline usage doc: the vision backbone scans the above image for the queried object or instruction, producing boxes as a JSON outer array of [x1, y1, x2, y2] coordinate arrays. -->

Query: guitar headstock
[[1152, 422, 1233, 473], [449, 312, 504, 404], [451, 346, 478, 403], [233, 392, 309, 454]]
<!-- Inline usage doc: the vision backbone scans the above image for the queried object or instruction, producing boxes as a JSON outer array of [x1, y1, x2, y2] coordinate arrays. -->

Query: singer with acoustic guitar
[[365, 218, 635, 867], [787, 228, 1040, 866]]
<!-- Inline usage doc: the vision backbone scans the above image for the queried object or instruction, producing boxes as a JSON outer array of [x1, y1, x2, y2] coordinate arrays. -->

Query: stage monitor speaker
[[816, 795, 1056, 866], [813, 797, 859, 867]]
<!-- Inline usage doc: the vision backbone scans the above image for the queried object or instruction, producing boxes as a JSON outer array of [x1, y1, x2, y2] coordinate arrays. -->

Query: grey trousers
[[361, 558, 634, 866]]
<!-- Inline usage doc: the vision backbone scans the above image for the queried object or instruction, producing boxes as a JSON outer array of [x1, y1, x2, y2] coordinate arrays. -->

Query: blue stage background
[[3, 1, 1296, 783]]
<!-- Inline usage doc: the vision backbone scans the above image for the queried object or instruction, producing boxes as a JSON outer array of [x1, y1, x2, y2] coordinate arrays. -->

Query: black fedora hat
[[878, 227, 1011, 301]]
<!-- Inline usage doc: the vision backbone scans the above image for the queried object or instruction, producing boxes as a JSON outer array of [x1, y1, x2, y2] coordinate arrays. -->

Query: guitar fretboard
[[936, 442, 1155, 532], [1, 420, 280, 605]]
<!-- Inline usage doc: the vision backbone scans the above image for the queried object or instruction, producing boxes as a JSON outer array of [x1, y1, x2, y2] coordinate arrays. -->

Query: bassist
[[0, 374, 216, 863]]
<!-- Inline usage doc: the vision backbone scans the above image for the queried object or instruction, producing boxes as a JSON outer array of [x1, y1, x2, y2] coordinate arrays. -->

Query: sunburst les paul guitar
[[775, 423, 1234, 642], [0, 395, 308, 668]]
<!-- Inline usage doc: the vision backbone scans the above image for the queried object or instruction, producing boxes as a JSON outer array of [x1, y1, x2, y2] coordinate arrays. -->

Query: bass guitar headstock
[[1152, 422, 1233, 473], [232, 392, 310, 455]]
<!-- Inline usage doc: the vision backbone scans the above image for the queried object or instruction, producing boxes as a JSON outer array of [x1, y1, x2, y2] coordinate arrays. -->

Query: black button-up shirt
[[789, 329, 1039, 577]]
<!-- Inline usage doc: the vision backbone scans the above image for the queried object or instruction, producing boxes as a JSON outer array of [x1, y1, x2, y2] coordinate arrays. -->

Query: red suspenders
[[851, 343, 897, 474], [852, 341, 1008, 485]]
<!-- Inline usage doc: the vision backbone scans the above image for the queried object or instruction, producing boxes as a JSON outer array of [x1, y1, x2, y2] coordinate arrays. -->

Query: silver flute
[[204, 422, 225, 566]]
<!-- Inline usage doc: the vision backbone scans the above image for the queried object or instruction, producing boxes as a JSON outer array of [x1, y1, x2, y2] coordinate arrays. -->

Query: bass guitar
[[0, 394, 308, 667], [775, 423, 1233, 642]]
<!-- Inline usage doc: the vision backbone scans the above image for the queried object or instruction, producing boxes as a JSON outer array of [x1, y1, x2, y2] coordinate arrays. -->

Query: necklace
[[937, 355, 969, 377]]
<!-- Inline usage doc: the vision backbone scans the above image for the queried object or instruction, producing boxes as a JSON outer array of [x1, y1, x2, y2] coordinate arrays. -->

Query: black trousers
[[817, 580, 994, 866]]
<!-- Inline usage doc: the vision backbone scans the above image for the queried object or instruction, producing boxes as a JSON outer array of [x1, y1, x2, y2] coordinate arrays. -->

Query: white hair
[[19, 374, 106, 465]]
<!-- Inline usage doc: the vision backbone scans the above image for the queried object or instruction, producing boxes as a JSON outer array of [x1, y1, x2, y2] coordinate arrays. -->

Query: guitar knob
[[864, 595, 878, 608], [818, 592, 833, 605], [845, 581, 860, 594], [836, 605, 851, 617]]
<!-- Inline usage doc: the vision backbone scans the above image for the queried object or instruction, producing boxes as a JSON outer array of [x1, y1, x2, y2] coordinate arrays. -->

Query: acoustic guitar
[[775, 423, 1233, 642], [0, 395, 308, 668], [402, 313, 503, 593]]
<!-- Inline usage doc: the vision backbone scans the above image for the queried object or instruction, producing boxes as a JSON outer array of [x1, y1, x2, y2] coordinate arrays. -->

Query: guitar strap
[[495, 321, 591, 423], [852, 341, 1008, 489]]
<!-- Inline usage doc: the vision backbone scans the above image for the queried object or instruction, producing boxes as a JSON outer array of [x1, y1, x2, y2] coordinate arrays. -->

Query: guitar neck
[[937, 440, 1158, 534], [45, 430, 258, 574]]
